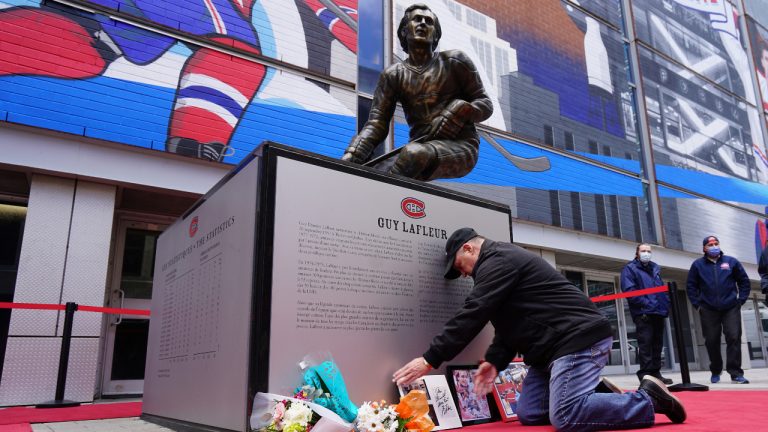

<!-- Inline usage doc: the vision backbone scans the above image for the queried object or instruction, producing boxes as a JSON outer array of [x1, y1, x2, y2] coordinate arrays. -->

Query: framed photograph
[[398, 375, 462, 430], [491, 362, 529, 422], [445, 365, 500, 426]]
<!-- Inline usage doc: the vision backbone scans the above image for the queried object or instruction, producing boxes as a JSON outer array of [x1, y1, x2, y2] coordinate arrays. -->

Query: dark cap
[[444, 228, 478, 279], [702, 235, 719, 246]]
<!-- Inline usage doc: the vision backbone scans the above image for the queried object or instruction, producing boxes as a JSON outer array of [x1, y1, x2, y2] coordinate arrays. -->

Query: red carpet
[[0, 401, 141, 426], [0, 392, 764, 431], [0, 426, 32, 432], [465, 390, 766, 431]]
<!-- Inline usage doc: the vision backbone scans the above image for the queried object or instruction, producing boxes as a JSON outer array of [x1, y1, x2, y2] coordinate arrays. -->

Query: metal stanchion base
[[36, 399, 82, 408], [668, 382, 709, 392]]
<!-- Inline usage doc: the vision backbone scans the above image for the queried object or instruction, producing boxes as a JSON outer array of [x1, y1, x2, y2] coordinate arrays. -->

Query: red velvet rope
[[589, 285, 668, 303], [0, 285, 668, 315], [0, 302, 150, 316]]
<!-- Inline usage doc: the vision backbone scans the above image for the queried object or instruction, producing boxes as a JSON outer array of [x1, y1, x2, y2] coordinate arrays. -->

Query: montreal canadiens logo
[[189, 216, 199, 237], [401, 197, 426, 219]]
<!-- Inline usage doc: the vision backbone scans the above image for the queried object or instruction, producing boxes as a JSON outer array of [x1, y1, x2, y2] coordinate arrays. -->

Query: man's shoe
[[595, 377, 623, 394], [731, 376, 750, 384], [639, 375, 686, 424], [710, 374, 720, 384], [651, 374, 673, 385]]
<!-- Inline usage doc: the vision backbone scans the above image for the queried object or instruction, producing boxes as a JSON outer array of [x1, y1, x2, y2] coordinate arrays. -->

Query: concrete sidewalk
[[604, 366, 768, 391], [25, 367, 768, 431]]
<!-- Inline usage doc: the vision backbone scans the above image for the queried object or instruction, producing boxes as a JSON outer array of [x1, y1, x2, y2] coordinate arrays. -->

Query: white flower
[[356, 402, 398, 432], [284, 401, 313, 426]]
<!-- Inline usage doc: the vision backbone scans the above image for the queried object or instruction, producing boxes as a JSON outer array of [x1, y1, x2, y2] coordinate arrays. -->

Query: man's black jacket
[[423, 240, 612, 371]]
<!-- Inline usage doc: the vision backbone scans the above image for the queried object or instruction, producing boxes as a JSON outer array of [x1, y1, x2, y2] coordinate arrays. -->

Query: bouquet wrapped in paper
[[356, 391, 435, 432], [296, 355, 358, 423], [250, 392, 353, 432]]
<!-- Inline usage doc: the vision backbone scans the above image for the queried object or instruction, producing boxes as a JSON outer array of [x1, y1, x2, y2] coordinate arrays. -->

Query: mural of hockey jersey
[[0, 0, 358, 163]]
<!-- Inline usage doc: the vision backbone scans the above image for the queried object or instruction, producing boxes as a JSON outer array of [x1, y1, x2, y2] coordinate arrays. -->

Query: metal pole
[[37, 302, 82, 408], [666, 282, 708, 392]]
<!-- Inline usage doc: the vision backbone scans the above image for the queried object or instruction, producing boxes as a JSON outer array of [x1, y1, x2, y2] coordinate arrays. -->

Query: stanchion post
[[36, 302, 82, 408], [666, 282, 708, 392]]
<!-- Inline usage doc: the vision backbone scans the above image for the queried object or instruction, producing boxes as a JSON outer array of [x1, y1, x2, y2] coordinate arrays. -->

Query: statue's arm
[[342, 72, 398, 163], [453, 51, 493, 123], [427, 52, 493, 140]]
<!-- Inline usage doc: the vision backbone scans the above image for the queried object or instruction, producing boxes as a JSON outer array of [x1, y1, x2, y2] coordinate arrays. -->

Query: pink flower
[[273, 401, 286, 422]]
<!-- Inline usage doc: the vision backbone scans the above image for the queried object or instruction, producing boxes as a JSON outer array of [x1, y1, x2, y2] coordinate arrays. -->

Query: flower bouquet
[[263, 399, 318, 432], [251, 392, 353, 432], [356, 391, 435, 432]]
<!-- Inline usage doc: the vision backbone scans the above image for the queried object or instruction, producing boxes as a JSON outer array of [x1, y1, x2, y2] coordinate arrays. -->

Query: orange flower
[[394, 391, 434, 432]]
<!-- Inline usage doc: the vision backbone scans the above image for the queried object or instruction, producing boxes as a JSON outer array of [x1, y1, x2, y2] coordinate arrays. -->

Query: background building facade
[[1, 0, 768, 405]]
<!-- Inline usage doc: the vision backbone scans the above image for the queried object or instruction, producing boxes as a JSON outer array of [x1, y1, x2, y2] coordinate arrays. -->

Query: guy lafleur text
[[377, 217, 447, 239]]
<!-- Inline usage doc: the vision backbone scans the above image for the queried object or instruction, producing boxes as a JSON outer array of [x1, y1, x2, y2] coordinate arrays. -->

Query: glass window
[[358, 0, 384, 94], [466, 9, 487, 32], [120, 229, 159, 299], [544, 125, 554, 146]]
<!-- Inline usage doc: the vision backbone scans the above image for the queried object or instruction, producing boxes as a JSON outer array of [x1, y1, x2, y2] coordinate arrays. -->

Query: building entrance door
[[101, 220, 164, 396], [586, 277, 629, 374]]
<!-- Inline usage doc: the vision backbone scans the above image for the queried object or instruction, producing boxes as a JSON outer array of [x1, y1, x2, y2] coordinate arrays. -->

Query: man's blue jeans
[[516, 337, 655, 431]]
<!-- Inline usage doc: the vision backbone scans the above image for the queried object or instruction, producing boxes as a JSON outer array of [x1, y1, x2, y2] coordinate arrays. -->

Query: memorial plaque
[[266, 156, 511, 403], [144, 144, 512, 432]]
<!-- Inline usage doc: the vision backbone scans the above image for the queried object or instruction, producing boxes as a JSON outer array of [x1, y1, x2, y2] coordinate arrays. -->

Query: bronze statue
[[341, 3, 493, 181]]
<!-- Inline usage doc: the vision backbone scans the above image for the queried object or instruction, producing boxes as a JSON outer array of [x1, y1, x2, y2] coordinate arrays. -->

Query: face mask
[[706, 246, 721, 258], [639, 252, 652, 263]]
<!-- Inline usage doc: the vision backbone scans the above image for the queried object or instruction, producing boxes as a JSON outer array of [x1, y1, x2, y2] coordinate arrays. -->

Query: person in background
[[757, 242, 768, 306], [620, 243, 672, 385], [687, 235, 751, 384], [393, 228, 686, 431]]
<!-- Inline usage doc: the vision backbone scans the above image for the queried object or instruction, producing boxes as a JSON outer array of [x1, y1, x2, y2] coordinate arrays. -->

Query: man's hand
[[393, 357, 432, 386], [473, 361, 497, 397]]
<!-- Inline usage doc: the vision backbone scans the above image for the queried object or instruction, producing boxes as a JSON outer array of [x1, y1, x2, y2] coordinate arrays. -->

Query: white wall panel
[[0, 337, 60, 406], [0, 337, 99, 406], [9, 176, 75, 336], [60, 182, 116, 337], [63, 338, 101, 402]]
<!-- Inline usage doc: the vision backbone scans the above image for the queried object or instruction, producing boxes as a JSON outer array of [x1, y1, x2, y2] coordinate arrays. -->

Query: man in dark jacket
[[394, 228, 686, 431], [620, 243, 672, 384], [687, 235, 751, 384]]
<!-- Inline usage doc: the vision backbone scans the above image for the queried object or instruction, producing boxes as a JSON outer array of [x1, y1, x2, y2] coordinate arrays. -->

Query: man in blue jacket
[[621, 243, 672, 384], [687, 236, 751, 384]]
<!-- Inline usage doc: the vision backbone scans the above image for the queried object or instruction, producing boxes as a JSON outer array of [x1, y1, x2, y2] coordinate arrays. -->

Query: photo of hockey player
[[450, 368, 493, 423], [0, 0, 357, 162]]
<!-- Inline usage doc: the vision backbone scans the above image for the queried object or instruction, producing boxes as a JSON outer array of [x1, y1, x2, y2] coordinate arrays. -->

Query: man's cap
[[702, 235, 719, 246], [444, 228, 478, 280]]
